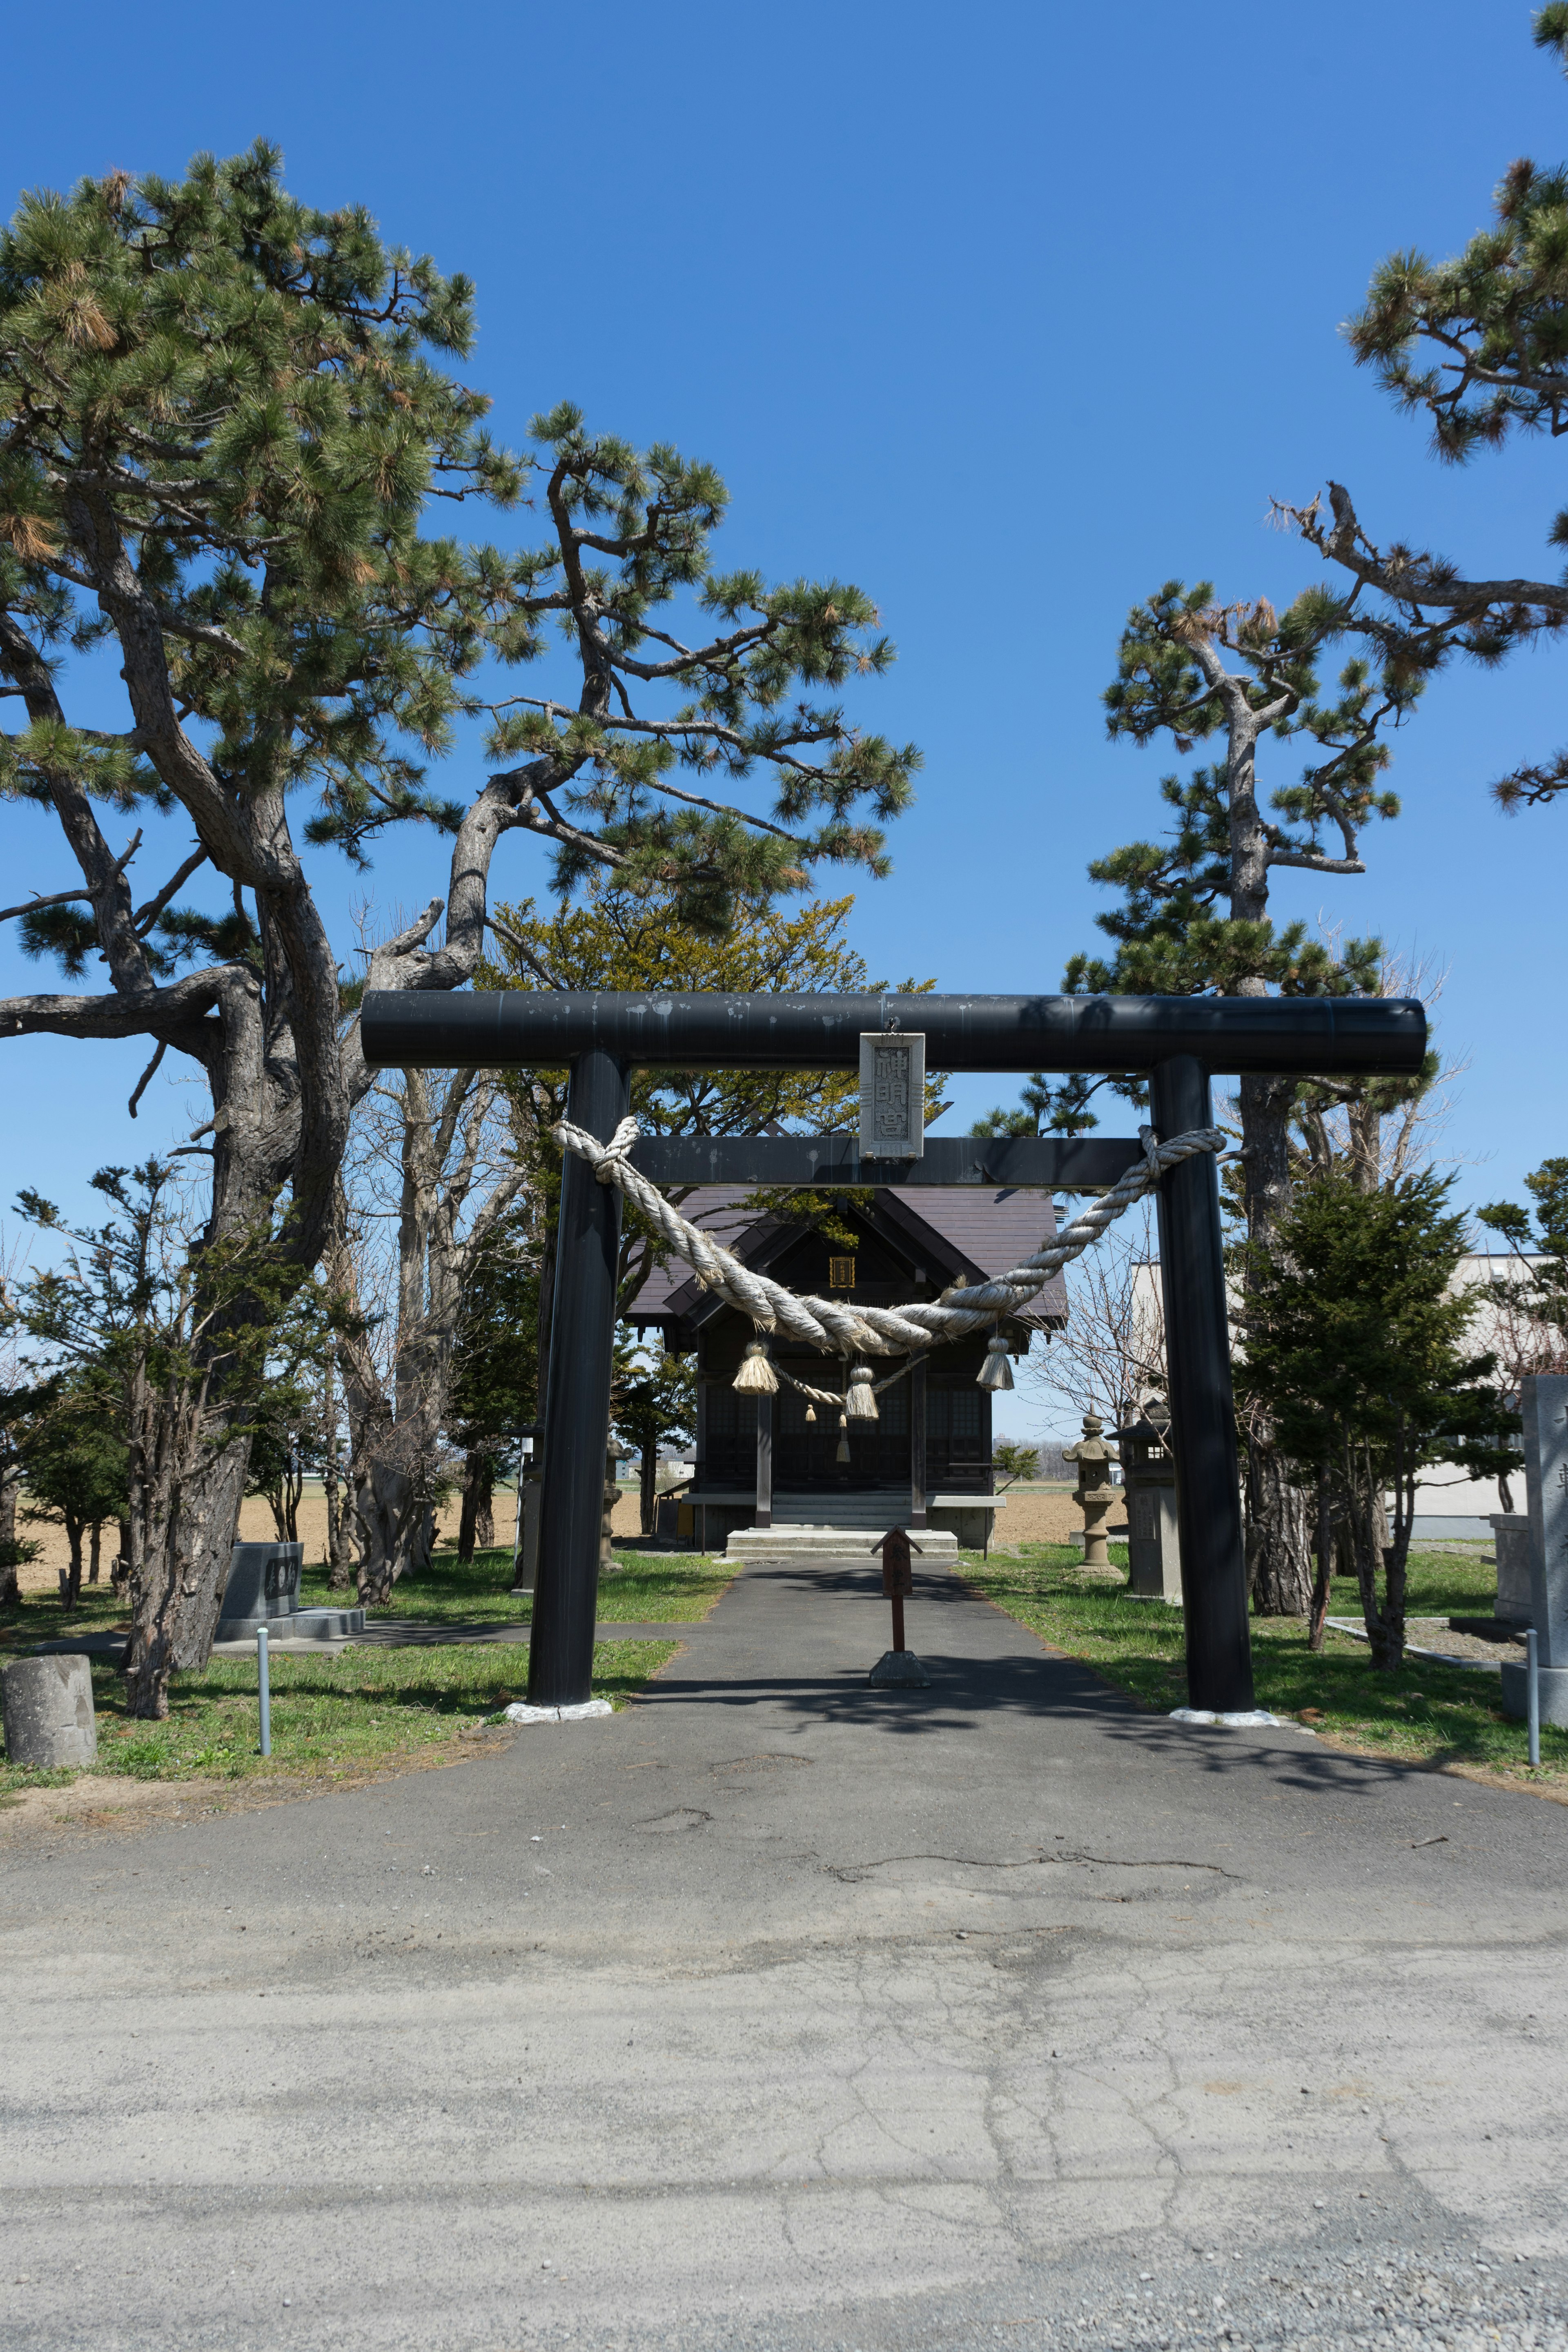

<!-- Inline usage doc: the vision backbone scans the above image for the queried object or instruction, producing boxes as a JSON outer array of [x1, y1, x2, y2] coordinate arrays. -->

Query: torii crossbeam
[[363, 989, 1426, 1717]]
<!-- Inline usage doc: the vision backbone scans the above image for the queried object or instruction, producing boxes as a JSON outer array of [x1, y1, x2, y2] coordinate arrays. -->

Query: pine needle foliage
[[1477, 1154, 1568, 1363], [1238, 1168, 1519, 1670], [0, 145, 918, 1681], [1067, 580, 1410, 1002], [1281, 9, 1568, 810]]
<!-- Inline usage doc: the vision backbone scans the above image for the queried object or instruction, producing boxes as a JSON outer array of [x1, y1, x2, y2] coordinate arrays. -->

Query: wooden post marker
[[867, 1528, 929, 1687]]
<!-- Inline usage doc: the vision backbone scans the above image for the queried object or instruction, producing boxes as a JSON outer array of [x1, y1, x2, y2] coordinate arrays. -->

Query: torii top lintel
[[361, 989, 1427, 1079]]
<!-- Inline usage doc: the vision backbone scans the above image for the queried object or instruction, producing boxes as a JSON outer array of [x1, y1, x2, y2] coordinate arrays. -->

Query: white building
[[1121, 1251, 1548, 1539]]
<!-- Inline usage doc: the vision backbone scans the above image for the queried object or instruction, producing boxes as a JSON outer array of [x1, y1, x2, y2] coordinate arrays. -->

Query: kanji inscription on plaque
[[858, 1031, 925, 1158]]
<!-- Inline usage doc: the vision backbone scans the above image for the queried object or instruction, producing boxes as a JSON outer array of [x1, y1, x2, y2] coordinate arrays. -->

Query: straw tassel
[[732, 1339, 778, 1395], [844, 1361, 879, 1421], [835, 1410, 851, 1465], [977, 1332, 1014, 1391]]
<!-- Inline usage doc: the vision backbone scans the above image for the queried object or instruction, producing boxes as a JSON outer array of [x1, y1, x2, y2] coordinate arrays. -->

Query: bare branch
[[132, 844, 208, 934], [0, 824, 143, 925], [128, 1039, 167, 1118], [484, 911, 562, 990]]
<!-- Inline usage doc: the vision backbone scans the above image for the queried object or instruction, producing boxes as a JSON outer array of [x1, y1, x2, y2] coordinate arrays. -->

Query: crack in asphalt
[[823, 1850, 1242, 1883]]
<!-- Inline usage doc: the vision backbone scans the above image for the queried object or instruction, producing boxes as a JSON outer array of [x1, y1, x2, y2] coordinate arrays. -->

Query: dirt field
[[13, 1481, 1104, 1594]]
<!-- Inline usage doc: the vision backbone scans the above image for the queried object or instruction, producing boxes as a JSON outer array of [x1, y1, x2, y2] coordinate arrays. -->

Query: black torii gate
[[362, 989, 1426, 1717]]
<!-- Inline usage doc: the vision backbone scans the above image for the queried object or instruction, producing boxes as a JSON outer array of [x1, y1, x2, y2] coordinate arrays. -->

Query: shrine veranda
[[362, 988, 1427, 1716]]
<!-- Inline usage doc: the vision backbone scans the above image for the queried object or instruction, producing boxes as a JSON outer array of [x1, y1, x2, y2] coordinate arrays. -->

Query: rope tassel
[[977, 1333, 1014, 1392], [844, 1362, 879, 1421], [733, 1339, 778, 1395]]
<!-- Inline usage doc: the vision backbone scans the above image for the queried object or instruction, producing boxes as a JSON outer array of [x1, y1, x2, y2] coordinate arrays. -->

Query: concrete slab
[[4, 1551, 1567, 2352]]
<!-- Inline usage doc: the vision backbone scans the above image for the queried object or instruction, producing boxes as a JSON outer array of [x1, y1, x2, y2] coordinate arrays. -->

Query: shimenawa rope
[[551, 1114, 1225, 1413]]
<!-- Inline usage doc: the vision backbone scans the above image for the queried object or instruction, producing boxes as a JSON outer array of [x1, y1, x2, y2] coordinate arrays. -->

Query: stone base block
[[867, 1648, 931, 1688], [1500, 1660, 1568, 1728], [2, 1653, 98, 1767], [215, 1607, 365, 1643]]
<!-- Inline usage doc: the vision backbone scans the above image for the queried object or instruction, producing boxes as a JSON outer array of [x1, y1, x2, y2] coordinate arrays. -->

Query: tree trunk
[[0, 1471, 20, 1608], [476, 1475, 494, 1549], [1237, 1071, 1315, 1615], [458, 1449, 490, 1562], [640, 1441, 658, 1536], [125, 1413, 250, 1719], [1245, 1445, 1313, 1616], [601, 1448, 620, 1568], [353, 1458, 435, 1604], [60, 1513, 85, 1610], [323, 1443, 347, 1589], [88, 1522, 102, 1585], [1308, 1467, 1334, 1652]]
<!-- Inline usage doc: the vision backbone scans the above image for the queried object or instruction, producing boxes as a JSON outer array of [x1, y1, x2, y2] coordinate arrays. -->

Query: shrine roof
[[627, 1183, 1067, 1330]]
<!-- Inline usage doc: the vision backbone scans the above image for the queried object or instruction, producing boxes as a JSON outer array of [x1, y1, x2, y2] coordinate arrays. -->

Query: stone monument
[[1500, 1374, 1568, 1728], [1488, 1512, 1534, 1627], [215, 1542, 364, 1643], [2, 1653, 97, 1768], [1063, 1413, 1121, 1571]]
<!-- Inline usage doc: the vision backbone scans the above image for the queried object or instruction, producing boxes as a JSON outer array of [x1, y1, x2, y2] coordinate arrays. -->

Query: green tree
[[992, 1439, 1039, 1481], [13, 1161, 301, 1713], [19, 1374, 127, 1607], [1239, 1168, 1518, 1669], [972, 1071, 1107, 1145], [612, 1337, 696, 1536], [445, 1205, 541, 1564], [0, 149, 914, 1657], [1476, 1158, 1568, 1418], [1284, 9, 1568, 812], [1060, 581, 1428, 1614]]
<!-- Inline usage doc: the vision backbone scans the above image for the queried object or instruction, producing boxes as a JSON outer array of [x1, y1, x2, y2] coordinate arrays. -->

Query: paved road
[[5, 1555, 1567, 2352]]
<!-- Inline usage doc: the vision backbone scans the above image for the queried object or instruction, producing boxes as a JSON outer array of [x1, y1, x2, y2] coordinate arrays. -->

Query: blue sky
[[4, 0, 1565, 1352]]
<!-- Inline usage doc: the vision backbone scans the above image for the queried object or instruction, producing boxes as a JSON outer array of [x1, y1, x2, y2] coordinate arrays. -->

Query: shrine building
[[628, 1183, 1066, 1553]]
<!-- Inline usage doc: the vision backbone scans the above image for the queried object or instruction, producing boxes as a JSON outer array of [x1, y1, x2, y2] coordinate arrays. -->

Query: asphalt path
[[5, 1553, 1567, 2352]]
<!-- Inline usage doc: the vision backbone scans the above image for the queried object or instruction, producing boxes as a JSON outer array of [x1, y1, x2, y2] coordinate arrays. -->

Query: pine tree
[[612, 1340, 696, 1536], [1062, 581, 1423, 1615], [0, 151, 916, 1693], [1283, 9, 1568, 811], [446, 1205, 540, 1564], [16, 1372, 127, 1608], [1240, 1169, 1518, 1670], [1476, 1157, 1568, 1391]]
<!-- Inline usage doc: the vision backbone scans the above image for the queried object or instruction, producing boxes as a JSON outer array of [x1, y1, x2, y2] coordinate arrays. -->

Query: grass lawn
[[294, 1543, 733, 1626], [963, 1542, 1568, 1793], [0, 1539, 731, 1799]]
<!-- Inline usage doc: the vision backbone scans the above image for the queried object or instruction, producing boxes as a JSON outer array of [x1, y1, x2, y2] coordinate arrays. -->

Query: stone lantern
[[1112, 1396, 1183, 1604], [1063, 1412, 1121, 1570]]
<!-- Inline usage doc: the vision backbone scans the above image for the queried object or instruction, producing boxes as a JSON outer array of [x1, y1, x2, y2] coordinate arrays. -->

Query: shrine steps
[[726, 1494, 960, 1564]]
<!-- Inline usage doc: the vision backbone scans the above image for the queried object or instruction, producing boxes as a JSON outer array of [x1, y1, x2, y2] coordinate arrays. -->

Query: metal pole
[[528, 1049, 629, 1708], [510, 1433, 526, 1588], [256, 1625, 272, 1757], [1149, 1056, 1255, 1714], [1527, 1626, 1541, 1768]]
